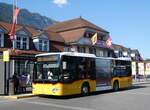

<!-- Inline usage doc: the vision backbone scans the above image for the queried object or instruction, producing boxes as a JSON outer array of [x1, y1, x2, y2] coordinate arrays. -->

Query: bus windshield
[[34, 55, 60, 82]]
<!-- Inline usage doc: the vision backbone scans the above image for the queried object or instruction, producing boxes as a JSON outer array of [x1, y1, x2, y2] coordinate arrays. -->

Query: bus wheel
[[113, 81, 119, 92], [81, 84, 90, 96]]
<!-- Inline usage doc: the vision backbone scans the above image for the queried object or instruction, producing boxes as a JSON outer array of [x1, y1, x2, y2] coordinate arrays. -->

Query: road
[[0, 83, 150, 110]]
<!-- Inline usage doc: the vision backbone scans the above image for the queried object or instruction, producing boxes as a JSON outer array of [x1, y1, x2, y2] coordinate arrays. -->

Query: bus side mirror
[[63, 61, 67, 70]]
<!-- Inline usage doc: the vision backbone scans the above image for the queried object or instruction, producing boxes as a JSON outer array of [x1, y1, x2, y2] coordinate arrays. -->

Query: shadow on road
[[38, 85, 148, 99]]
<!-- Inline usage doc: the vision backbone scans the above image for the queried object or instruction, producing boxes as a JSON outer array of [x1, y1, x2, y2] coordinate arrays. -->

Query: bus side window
[[113, 68, 117, 77], [78, 65, 84, 79], [127, 66, 132, 76]]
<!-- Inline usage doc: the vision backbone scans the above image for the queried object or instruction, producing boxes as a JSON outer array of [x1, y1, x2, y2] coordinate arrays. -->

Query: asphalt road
[[0, 83, 150, 110]]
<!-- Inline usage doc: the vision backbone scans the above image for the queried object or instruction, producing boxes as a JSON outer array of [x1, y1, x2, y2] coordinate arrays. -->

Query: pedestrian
[[19, 73, 27, 93], [13, 73, 19, 94]]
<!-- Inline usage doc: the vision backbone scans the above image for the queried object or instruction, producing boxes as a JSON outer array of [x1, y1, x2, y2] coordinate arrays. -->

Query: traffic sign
[[3, 50, 10, 62]]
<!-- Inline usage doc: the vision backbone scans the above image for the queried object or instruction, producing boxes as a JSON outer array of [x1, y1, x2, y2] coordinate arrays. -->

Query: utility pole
[[7, 0, 18, 95], [12, 0, 18, 77]]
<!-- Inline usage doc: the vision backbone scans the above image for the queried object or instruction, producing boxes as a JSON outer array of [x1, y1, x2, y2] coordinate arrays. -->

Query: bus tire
[[81, 83, 90, 96], [113, 81, 119, 92]]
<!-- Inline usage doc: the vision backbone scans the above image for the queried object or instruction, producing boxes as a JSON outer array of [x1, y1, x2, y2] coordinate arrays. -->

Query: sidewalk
[[0, 86, 38, 99], [132, 79, 150, 85], [0, 93, 37, 100]]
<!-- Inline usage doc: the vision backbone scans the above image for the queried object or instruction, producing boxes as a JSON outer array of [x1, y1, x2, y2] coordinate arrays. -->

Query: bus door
[[114, 60, 132, 88], [96, 59, 112, 91], [113, 66, 127, 88]]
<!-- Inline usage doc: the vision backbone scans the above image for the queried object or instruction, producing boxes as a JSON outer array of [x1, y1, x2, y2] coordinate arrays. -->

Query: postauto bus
[[32, 52, 132, 96]]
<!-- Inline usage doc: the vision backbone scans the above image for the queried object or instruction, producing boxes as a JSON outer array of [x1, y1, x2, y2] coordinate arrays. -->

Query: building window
[[39, 40, 43, 51], [78, 46, 85, 53], [64, 47, 71, 52], [99, 50, 104, 57], [16, 36, 29, 50], [119, 51, 123, 57], [0, 33, 4, 47], [23, 37, 27, 50], [44, 41, 48, 51], [89, 47, 96, 55], [38, 39, 49, 51], [16, 37, 21, 49], [85, 32, 94, 38]]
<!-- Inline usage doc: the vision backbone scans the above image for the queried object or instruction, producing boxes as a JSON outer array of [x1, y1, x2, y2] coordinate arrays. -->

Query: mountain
[[0, 2, 57, 29]]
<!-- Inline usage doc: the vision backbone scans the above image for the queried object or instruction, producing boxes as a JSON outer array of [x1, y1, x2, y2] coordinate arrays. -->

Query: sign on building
[[132, 62, 136, 75], [3, 50, 10, 62], [138, 62, 144, 75], [145, 63, 150, 75]]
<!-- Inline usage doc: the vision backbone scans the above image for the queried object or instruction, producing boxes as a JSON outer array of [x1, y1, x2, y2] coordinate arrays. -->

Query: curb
[[0, 94, 37, 100], [132, 81, 150, 85]]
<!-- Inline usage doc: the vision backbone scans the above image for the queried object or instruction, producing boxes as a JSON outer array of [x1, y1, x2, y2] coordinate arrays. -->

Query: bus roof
[[96, 56, 131, 61], [36, 52, 96, 58], [116, 57, 131, 61], [36, 52, 131, 61]]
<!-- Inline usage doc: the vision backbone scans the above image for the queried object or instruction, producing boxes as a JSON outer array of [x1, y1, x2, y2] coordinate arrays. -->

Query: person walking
[[13, 73, 19, 94]]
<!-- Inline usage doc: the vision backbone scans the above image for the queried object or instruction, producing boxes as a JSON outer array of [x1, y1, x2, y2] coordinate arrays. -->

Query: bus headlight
[[52, 87, 60, 93]]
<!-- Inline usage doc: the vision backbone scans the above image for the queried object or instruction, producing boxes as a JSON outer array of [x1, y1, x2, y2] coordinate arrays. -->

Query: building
[[112, 43, 144, 78], [0, 18, 115, 94], [113, 43, 143, 61], [113, 44, 131, 58], [145, 59, 150, 77], [0, 21, 64, 94], [45, 17, 114, 57], [130, 49, 143, 61]]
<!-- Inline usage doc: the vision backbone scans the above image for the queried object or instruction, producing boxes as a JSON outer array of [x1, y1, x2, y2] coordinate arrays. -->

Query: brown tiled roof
[[46, 30, 65, 42], [0, 21, 39, 36], [52, 44, 64, 52], [131, 49, 139, 53], [0, 21, 22, 32], [112, 44, 122, 50], [45, 18, 109, 33], [59, 28, 86, 43], [25, 26, 40, 36], [0, 21, 40, 37], [0, 21, 64, 43], [112, 44, 129, 51]]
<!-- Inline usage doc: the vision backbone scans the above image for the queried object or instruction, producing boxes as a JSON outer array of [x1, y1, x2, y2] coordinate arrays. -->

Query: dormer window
[[43, 40, 48, 51], [16, 36, 29, 50], [39, 40, 43, 50], [33, 38, 49, 52], [38, 39, 49, 51], [0, 33, 4, 47]]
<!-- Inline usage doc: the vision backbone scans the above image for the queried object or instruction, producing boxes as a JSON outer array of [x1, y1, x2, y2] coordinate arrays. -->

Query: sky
[[1, 0, 150, 58]]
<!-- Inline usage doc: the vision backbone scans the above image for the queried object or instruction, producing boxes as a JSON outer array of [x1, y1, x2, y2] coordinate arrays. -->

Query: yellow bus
[[32, 52, 132, 96]]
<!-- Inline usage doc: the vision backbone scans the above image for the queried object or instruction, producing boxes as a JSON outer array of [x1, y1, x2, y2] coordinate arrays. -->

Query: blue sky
[[1, 0, 150, 58]]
